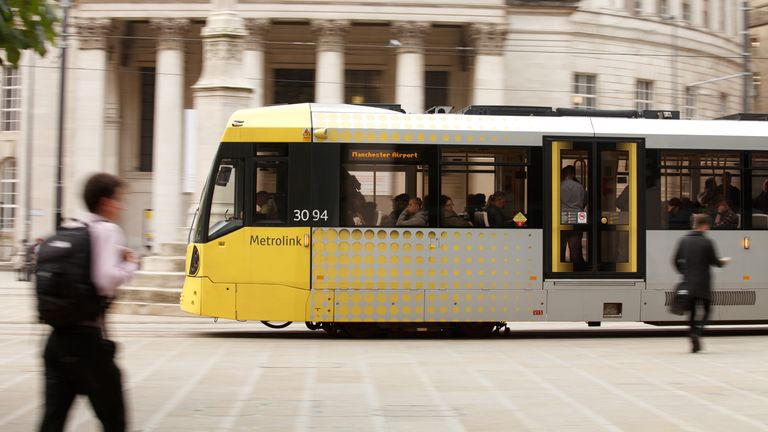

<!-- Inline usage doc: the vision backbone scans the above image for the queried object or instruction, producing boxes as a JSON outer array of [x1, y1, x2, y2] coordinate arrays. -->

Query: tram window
[[440, 147, 536, 228], [750, 153, 768, 229], [253, 160, 288, 224], [207, 158, 244, 239], [341, 165, 429, 227], [646, 150, 741, 229]]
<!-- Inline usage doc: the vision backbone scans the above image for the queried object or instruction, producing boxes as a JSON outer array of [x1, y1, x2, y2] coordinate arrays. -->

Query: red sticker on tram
[[532, 309, 544, 316]]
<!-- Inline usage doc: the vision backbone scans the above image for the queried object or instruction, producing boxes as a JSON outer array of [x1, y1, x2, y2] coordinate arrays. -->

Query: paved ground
[[1, 272, 768, 431]]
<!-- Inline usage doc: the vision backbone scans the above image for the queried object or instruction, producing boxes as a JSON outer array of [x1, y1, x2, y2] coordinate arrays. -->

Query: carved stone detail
[[75, 18, 112, 50], [311, 20, 350, 52], [150, 18, 191, 51], [469, 23, 507, 56], [204, 39, 246, 63], [245, 19, 270, 51], [391, 21, 430, 54]]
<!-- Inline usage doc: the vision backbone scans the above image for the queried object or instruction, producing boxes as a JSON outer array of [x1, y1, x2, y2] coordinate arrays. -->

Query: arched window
[[0, 158, 17, 232]]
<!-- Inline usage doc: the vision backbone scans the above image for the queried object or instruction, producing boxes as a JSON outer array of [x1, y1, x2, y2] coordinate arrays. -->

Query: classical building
[[751, 0, 768, 112], [0, 0, 746, 255]]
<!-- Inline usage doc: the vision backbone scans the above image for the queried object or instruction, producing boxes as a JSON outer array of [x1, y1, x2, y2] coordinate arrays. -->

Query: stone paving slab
[[2, 272, 768, 431]]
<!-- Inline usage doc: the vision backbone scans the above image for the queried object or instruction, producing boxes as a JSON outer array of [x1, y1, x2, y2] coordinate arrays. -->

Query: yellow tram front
[[181, 104, 314, 323]]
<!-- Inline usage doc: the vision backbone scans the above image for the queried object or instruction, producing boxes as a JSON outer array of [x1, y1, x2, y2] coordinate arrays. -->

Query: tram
[[180, 103, 768, 336]]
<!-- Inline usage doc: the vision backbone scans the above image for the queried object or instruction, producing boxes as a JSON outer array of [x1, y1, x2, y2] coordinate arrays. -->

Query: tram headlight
[[189, 245, 200, 276], [743, 236, 750, 250]]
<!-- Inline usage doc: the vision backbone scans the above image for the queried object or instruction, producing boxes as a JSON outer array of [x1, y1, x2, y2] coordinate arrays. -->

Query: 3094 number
[[293, 209, 329, 222]]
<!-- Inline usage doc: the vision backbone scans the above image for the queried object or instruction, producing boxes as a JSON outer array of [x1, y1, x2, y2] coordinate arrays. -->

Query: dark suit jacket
[[673, 231, 723, 299], [486, 205, 506, 227]]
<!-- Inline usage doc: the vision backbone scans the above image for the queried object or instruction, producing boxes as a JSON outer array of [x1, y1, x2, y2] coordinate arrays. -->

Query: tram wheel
[[456, 322, 497, 338], [339, 323, 384, 338], [261, 321, 292, 329], [321, 323, 343, 337]]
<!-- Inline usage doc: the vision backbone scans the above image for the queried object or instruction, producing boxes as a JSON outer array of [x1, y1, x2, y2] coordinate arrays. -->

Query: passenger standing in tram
[[561, 165, 587, 265], [717, 172, 741, 210], [673, 214, 730, 353], [396, 197, 428, 227], [697, 177, 720, 209]]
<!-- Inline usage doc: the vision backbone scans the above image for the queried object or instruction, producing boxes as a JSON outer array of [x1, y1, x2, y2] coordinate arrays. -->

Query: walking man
[[40, 173, 138, 431], [673, 214, 730, 353]]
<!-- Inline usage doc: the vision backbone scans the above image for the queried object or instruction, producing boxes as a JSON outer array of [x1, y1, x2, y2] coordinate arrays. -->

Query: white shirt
[[81, 212, 138, 298]]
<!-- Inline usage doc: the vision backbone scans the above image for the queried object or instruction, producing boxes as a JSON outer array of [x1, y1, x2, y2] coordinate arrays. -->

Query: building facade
[[751, 0, 768, 112], [0, 0, 746, 255]]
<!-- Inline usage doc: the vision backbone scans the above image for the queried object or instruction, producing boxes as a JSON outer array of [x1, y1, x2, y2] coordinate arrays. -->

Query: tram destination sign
[[348, 149, 422, 163]]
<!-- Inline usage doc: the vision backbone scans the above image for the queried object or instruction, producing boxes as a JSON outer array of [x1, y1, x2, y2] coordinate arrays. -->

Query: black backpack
[[36, 220, 106, 327]]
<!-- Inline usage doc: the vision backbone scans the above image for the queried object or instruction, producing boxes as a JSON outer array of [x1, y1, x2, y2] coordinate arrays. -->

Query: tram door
[[546, 140, 643, 278]]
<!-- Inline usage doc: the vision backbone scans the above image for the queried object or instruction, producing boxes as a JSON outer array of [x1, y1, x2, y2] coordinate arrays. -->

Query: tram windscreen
[[206, 158, 244, 239]]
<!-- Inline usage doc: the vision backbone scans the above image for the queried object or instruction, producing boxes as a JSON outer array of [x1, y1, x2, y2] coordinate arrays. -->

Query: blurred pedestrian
[[40, 173, 138, 432], [673, 214, 730, 353]]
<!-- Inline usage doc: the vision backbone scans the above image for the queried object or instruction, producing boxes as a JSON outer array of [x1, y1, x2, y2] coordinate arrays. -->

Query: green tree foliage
[[0, 0, 58, 67]]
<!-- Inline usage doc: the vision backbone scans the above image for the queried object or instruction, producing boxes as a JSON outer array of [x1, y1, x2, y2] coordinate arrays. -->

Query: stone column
[[69, 18, 111, 216], [470, 23, 507, 106], [150, 18, 189, 246], [244, 19, 269, 107], [312, 20, 350, 104], [392, 21, 430, 113], [192, 8, 252, 204], [104, 26, 122, 175]]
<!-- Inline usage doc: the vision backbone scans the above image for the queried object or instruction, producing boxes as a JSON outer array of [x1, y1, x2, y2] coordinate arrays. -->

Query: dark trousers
[[565, 232, 584, 265], [40, 326, 125, 432], [688, 296, 711, 339]]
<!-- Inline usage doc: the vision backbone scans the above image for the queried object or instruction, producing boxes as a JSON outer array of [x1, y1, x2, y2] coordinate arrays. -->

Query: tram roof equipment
[[716, 113, 768, 121], [453, 105, 680, 119]]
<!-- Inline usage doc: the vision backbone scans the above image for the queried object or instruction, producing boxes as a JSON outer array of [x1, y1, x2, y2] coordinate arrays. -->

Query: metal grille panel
[[664, 290, 757, 306]]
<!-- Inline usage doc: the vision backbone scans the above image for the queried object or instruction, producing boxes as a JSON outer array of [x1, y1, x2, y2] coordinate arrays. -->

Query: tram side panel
[[309, 227, 546, 323], [643, 230, 768, 323]]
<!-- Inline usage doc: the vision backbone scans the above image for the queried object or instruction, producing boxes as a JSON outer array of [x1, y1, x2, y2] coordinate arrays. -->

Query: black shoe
[[691, 337, 701, 353]]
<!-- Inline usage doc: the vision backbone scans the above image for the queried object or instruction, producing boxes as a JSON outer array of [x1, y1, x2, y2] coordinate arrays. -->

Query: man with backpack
[[673, 213, 730, 353], [38, 173, 138, 431]]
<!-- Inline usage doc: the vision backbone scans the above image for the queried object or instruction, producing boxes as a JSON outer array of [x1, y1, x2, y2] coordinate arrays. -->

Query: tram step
[[109, 301, 188, 317], [156, 242, 187, 257], [117, 286, 181, 304], [141, 255, 186, 272], [126, 271, 185, 289]]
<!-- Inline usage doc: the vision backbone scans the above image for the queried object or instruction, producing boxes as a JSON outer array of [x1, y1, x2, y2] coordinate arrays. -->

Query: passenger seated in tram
[[440, 195, 471, 227], [381, 193, 410, 226], [359, 202, 379, 226], [753, 179, 768, 214], [712, 200, 739, 229], [666, 197, 693, 229], [396, 197, 428, 227], [256, 191, 278, 219], [485, 191, 510, 227], [464, 193, 486, 222]]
